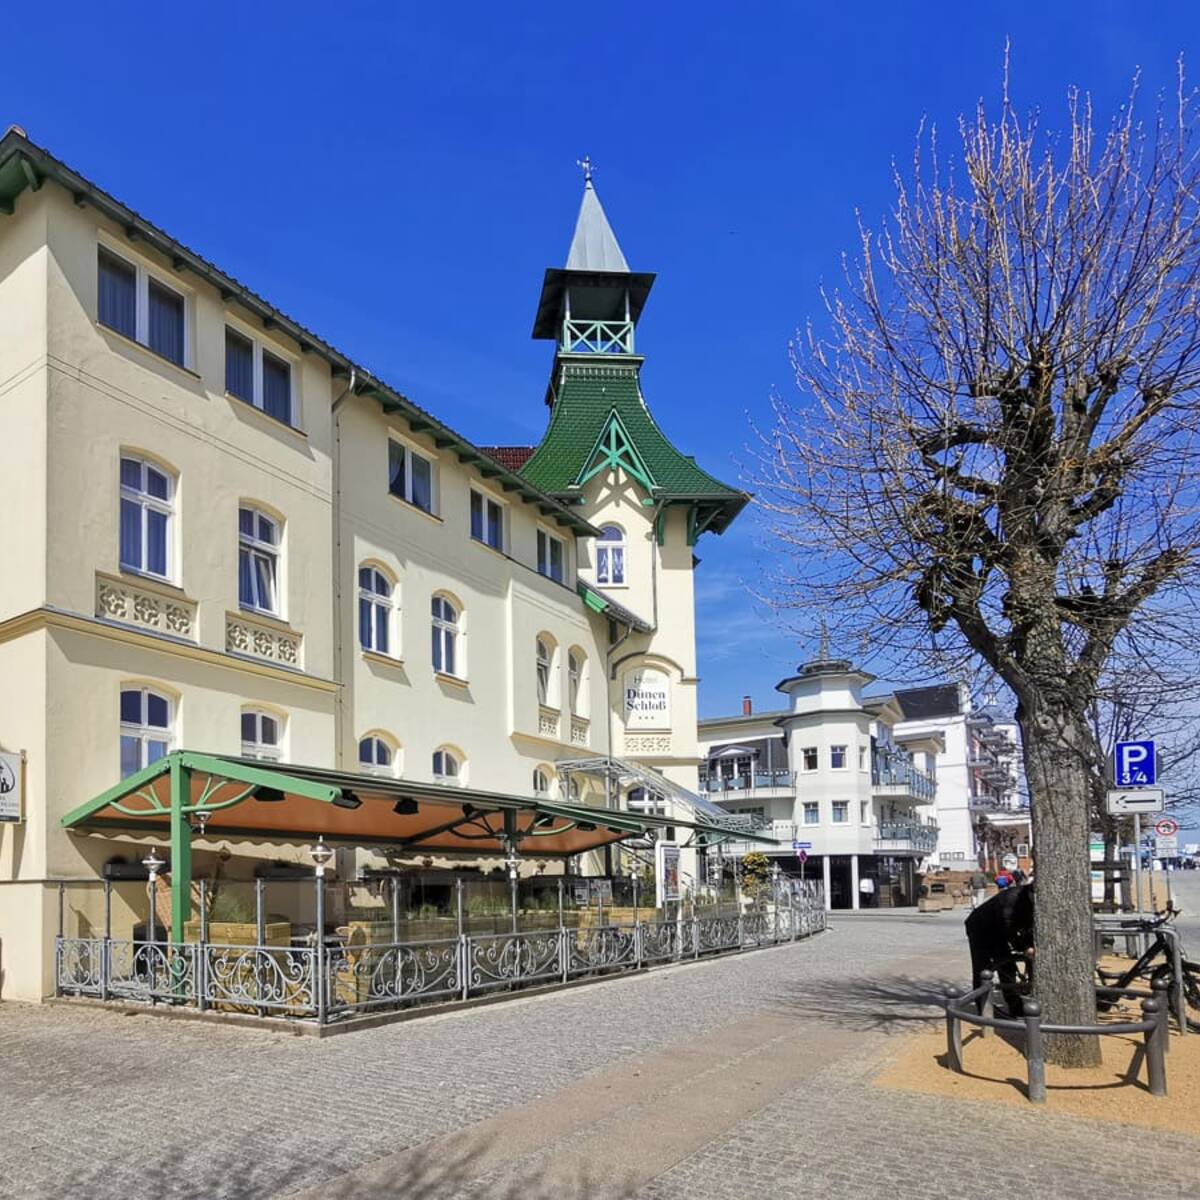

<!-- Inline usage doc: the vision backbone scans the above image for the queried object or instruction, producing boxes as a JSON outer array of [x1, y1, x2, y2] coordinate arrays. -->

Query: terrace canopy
[[61, 751, 768, 940]]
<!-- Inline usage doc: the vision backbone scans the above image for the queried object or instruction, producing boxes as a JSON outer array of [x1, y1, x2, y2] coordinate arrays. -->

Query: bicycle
[[1095, 905, 1200, 1032]]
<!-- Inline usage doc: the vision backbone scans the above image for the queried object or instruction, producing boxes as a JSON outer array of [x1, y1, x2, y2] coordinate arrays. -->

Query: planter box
[[183, 921, 291, 946]]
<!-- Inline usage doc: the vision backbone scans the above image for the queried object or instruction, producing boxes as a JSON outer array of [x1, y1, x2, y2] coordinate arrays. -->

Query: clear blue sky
[[6, 3, 1199, 718]]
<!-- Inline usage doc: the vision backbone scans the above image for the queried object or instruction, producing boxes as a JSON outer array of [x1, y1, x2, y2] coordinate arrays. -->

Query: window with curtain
[[470, 490, 503, 550], [803, 802, 819, 825], [98, 248, 137, 340], [537, 529, 565, 582], [432, 748, 460, 781], [120, 686, 172, 778], [389, 440, 434, 514], [358, 566, 394, 655], [98, 246, 189, 367], [147, 278, 185, 366], [119, 455, 174, 579], [431, 596, 459, 675], [238, 506, 280, 615], [359, 735, 395, 775], [831, 801, 849, 824], [241, 710, 282, 761], [596, 525, 625, 585], [224, 327, 294, 426]]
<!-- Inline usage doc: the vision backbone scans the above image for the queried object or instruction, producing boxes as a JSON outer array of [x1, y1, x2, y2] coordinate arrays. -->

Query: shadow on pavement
[[768, 973, 959, 1032]]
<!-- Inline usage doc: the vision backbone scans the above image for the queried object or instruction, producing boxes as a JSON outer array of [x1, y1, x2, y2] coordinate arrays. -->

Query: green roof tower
[[520, 161, 748, 544]]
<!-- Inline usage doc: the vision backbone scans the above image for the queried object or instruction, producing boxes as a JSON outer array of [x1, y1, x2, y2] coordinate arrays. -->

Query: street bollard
[[1023, 1000, 1046, 1104], [1142, 994, 1167, 1097]]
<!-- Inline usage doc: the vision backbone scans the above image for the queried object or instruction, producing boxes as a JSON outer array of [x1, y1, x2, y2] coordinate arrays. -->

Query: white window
[[120, 686, 173, 778], [596, 525, 625, 585], [389, 439, 435, 514], [803, 802, 819, 825], [358, 566, 394, 655], [802, 747, 818, 772], [359, 735, 395, 776], [536, 637, 556, 707], [831, 745, 847, 770], [433, 748, 460, 782], [431, 596, 460, 676], [859, 745, 868, 771], [98, 246, 188, 368], [537, 529, 565, 583], [238, 507, 280, 615], [470, 490, 503, 551], [860, 800, 870, 824], [119, 456, 174, 580], [225, 326, 294, 425], [241, 709, 282, 761], [832, 801, 849, 824], [533, 767, 551, 797], [568, 650, 584, 715]]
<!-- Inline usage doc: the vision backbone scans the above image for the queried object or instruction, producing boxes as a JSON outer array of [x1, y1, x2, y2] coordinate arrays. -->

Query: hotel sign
[[624, 668, 670, 730], [0, 751, 24, 823]]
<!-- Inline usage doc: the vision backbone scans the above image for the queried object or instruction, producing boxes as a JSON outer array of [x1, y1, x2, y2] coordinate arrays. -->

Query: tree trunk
[[1021, 701, 1102, 1068]]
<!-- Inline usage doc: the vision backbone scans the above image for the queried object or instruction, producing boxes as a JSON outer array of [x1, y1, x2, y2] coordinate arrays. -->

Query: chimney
[[742, 695, 752, 716]]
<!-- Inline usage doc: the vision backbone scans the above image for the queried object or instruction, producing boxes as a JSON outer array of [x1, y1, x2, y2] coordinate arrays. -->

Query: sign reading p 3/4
[[1114, 739, 1157, 787]]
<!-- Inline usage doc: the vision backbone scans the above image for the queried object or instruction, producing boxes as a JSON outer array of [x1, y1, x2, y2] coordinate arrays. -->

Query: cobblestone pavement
[[3, 909, 1198, 1198]]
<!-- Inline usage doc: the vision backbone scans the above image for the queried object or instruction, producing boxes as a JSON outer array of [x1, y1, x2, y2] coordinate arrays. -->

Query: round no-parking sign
[[1155, 817, 1180, 838]]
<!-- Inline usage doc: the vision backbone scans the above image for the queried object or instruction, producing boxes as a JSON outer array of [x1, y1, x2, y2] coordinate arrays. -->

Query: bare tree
[[754, 63, 1200, 1066]]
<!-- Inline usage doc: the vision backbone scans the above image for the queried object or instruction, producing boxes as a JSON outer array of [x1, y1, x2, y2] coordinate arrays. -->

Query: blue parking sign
[[1115, 740, 1157, 786]]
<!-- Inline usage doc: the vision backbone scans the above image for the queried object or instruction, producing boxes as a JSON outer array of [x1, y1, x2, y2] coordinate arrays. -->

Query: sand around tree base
[[874, 1023, 1200, 1135]]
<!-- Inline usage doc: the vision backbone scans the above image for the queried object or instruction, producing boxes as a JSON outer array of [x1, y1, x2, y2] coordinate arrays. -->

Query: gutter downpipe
[[331, 368, 358, 770]]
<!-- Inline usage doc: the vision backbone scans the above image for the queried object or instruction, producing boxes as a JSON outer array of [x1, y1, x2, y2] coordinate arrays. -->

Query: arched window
[[120, 455, 175, 580], [239, 506, 281, 615], [432, 747, 461, 782], [536, 636, 557, 707], [596, 525, 625, 585], [120, 685, 173, 778], [431, 595, 460, 676], [241, 709, 282, 761], [359, 734, 397, 776], [359, 565, 395, 655], [566, 775, 581, 803], [532, 767, 551, 798], [568, 649, 586, 716]]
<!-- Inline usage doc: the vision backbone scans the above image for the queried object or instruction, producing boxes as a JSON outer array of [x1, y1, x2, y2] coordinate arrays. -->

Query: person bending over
[[964, 884, 1034, 1016]]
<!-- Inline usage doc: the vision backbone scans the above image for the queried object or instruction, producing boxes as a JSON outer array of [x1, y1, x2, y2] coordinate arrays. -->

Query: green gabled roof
[[520, 361, 749, 534]]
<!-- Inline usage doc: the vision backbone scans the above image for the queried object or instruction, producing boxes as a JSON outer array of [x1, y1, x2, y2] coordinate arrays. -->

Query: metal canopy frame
[[61, 751, 759, 940]]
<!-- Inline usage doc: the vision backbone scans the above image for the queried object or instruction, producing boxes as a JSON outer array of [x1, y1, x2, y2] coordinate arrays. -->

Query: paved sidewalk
[[3, 909, 1198, 1198]]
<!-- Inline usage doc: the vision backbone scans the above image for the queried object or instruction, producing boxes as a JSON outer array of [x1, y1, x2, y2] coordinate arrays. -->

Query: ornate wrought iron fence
[[54, 880, 827, 1026]]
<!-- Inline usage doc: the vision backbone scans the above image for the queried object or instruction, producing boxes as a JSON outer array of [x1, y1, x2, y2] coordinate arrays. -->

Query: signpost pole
[[1133, 812, 1145, 955]]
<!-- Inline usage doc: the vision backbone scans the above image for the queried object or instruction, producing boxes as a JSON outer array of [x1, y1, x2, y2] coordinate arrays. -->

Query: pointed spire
[[565, 163, 630, 273]]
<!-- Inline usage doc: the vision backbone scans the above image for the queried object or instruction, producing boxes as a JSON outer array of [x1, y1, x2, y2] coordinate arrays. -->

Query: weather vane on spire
[[576, 155, 594, 183]]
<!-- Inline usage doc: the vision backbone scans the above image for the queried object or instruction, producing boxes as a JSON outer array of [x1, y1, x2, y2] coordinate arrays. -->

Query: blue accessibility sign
[[1114, 740, 1157, 787]]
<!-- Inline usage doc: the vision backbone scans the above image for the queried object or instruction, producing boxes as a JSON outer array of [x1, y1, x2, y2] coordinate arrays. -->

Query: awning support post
[[168, 756, 192, 944], [102, 879, 112, 1003], [391, 876, 400, 943]]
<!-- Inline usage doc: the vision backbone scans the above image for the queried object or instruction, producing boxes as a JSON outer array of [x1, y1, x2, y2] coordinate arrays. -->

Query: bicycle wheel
[[1153, 961, 1200, 1033]]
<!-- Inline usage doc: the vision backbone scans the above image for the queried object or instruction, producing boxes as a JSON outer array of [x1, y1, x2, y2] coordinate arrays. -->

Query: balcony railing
[[561, 318, 635, 355], [699, 769, 795, 796], [874, 821, 939, 852], [871, 750, 936, 802]]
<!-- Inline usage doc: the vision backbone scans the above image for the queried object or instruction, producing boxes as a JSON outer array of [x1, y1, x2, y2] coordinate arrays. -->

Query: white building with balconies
[[697, 648, 941, 909]]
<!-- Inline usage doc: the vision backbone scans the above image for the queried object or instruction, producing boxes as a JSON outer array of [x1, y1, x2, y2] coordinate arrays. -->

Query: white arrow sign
[[1106, 788, 1166, 816]]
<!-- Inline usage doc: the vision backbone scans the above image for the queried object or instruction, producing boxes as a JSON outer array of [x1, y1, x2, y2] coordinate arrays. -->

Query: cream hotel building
[[0, 129, 748, 1000]]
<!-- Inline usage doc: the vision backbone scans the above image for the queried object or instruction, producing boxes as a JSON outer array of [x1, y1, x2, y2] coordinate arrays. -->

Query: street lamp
[[143, 848, 165, 942], [310, 835, 333, 877]]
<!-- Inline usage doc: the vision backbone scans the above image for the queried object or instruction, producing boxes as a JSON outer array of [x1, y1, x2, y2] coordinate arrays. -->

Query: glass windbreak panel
[[410, 454, 432, 512], [225, 328, 254, 401], [262, 351, 291, 423], [98, 248, 136, 339], [147, 278, 185, 365]]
